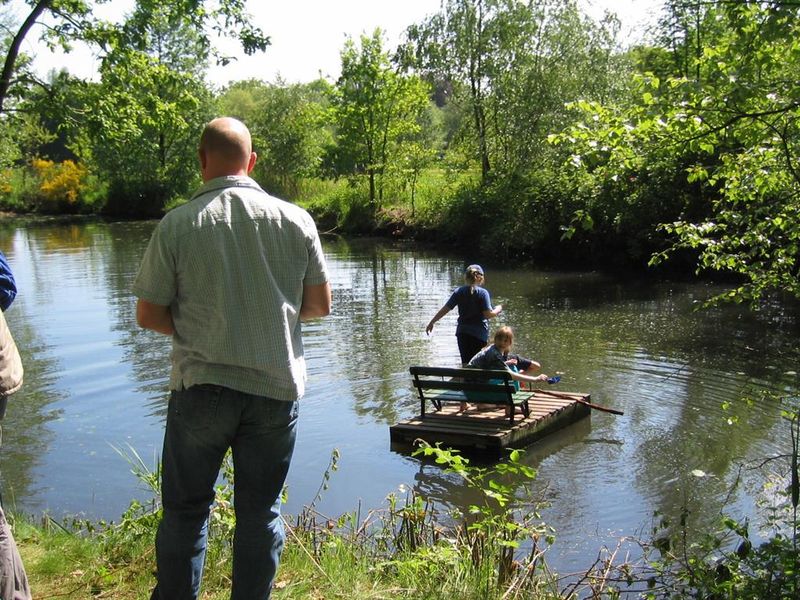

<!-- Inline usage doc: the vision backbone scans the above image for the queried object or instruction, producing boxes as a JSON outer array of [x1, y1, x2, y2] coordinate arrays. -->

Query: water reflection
[[0, 220, 797, 574]]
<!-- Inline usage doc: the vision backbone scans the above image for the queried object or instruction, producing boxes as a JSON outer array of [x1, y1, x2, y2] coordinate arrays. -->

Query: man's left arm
[[300, 282, 331, 321], [136, 298, 175, 335]]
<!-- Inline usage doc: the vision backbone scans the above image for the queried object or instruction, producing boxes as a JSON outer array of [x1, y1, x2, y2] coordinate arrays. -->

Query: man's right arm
[[300, 282, 332, 321], [136, 298, 175, 335]]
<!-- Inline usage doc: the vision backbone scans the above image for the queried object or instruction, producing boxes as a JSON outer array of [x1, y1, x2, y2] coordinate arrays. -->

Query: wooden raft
[[390, 388, 591, 452]]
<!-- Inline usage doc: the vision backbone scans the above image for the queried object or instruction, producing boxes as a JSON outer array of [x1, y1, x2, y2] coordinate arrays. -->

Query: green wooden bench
[[409, 365, 532, 424]]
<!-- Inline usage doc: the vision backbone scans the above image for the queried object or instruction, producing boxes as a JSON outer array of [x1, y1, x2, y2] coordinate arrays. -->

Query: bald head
[[198, 117, 257, 181]]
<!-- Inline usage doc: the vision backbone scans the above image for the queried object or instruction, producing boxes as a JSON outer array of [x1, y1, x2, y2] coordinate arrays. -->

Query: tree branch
[[0, 0, 53, 114], [671, 101, 800, 148]]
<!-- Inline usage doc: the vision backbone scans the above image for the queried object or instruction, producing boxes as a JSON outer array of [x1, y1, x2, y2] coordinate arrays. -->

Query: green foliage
[[548, 77, 711, 269], [651, 2, 800, 305], [256, 83, 332, 199], [305, 179, 375, 234], [468, 169, 581, 261], [405, 0, 622, 185], [17, 444, 563, 599], [410, 442, 554, 596], [0, 157, 105, 213], [632, 474, 798, 598], [553, 2, 800, 301], [332, 29, 430, 217], [217, 78, 335, 201], [0, 0, 268, 217], [0, 0, 268, 114], [17, 435, 800, 598], [83, 5, 214, 216], [388, 141, 437, 217]]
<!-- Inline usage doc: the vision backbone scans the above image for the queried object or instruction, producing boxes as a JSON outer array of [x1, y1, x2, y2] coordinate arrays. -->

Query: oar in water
[[538, 388, 624, 416], [526, 378, 624, 415]]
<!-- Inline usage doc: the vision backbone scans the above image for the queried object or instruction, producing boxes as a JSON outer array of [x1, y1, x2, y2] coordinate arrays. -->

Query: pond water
[[0, 218, 797, 574]]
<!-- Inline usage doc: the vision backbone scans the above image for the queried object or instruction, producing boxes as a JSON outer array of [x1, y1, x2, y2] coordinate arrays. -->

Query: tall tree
[[334, 29, 429, 215], [485, 0, 620, 174], [217, 78, 333, 199], [0, 0, 52, 114], [404, 0, 621, 181], [406, 0, 493, 182], [251, 81, 332, 199], [82, 3, 215, 216]]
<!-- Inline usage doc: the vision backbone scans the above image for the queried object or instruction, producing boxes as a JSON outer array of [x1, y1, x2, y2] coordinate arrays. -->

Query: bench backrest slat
[[409, 366, 513, 382], [412, 379, 515, 394]]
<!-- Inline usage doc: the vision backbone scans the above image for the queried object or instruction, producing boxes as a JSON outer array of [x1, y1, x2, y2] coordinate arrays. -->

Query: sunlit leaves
[[0, 0, 267, 115], [553, 2, 800, 305], [82, 6, 214, 214], [218, 79, 333, 197], [333, 29, 430, 211], [406, 0, 621, 182]]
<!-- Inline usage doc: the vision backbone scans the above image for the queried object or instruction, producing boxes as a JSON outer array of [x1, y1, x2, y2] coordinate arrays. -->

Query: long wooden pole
[[536, 388, 625, 416]]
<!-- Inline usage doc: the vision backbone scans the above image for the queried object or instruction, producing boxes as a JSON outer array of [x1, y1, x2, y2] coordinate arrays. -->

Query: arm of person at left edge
[[136, 298, 175, 335], [0, 251, 17, 312], [300, 282, 332, 321]]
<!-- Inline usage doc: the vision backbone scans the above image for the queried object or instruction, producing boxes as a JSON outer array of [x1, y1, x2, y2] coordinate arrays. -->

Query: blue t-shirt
[[446, 285, 492, 342], [0, 251, 16, 312]]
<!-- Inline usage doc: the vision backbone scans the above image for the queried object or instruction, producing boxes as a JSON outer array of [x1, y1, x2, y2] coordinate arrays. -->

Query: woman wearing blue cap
[[426, 264, 503, 365]]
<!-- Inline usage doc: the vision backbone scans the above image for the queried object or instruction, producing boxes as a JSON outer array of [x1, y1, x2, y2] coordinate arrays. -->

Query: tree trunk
[[0, 0, 52, 114], [369, 169, 376, 213]]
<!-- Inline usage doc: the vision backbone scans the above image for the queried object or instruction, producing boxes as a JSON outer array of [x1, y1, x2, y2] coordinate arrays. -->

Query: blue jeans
[[150, 384, 298, 600]]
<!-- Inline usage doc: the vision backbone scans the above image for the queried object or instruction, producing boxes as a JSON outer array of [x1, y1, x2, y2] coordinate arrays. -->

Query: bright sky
[[15, 0, 664, 89]]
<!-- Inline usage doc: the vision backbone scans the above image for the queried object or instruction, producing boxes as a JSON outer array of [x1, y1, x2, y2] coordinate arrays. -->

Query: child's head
[[493, 326, 514, 352], [465, 264, 484, 285]]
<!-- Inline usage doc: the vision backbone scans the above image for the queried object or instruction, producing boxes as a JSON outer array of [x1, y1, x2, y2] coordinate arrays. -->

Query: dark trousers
[[457, 333, 486, 365]]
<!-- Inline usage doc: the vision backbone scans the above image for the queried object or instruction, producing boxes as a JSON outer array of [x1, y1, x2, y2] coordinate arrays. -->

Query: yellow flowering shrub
[[32, 158, 88, 205], [0, 170, 12, 195]]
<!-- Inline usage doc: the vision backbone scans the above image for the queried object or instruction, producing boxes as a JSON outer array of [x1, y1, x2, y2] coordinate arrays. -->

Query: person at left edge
[[133, 117, 332, 600], [0, 252, 32, 600]]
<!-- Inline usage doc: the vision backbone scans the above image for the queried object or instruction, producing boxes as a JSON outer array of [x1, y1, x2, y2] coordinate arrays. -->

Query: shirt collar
[[190, 176, 264, 201]]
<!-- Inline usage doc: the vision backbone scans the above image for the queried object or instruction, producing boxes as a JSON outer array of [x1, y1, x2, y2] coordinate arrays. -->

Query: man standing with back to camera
[[133, 117, 332, 600]]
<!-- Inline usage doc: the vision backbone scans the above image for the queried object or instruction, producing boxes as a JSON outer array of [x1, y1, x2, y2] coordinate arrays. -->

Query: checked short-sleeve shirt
[[132, 176, 329, 401]]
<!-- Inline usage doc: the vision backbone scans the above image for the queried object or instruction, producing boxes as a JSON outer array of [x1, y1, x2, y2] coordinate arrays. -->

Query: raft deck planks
[[390, 389, 591, 452]]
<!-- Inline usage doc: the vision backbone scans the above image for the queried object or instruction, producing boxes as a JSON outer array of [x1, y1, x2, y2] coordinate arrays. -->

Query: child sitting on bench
[[466, 326, 549, 414]]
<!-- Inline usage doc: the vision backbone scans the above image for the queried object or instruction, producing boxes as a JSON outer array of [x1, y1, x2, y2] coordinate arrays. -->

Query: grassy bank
[[14, 445, 561, 599], [15, 512, 555, 600]]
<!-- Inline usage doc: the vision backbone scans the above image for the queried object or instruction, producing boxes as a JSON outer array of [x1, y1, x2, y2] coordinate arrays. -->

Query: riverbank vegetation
[[14, 435, 800, 599], [0, 1, 797, 280]]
